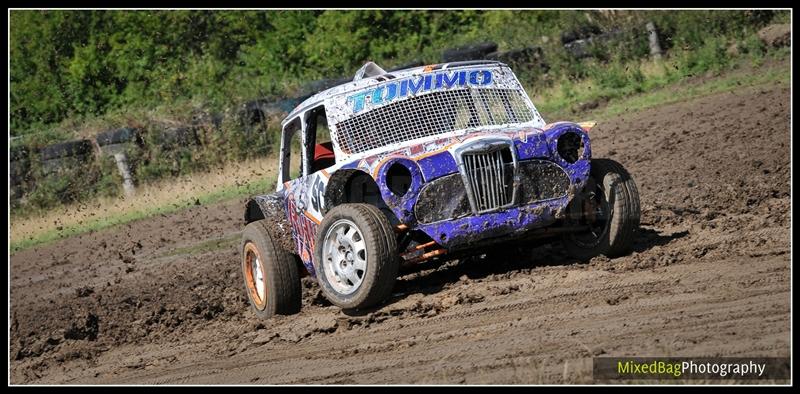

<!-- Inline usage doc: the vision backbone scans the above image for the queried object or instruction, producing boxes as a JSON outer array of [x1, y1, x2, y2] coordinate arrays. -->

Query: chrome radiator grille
[[461, 146, 515, 212]]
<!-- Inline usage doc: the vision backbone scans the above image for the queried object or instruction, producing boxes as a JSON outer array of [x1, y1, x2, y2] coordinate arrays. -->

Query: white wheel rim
[[251, 253, 266, 302], [322, 219, 367, 295]]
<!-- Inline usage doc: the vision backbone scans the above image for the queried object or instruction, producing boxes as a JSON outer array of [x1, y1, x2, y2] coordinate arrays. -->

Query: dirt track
[[9, 78, 791, 384]]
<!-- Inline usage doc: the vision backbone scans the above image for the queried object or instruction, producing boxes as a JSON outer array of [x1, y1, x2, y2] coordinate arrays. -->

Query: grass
[[9, 156, 279, 253], [589, 63, 789, 121], [531, 51, 790, 122], [532, 59, 666, 120], [9, 54, 790, 254]]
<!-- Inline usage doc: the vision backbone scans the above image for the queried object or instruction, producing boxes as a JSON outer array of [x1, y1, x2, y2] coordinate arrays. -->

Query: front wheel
[[313, 204, 399, 311], [561, 158, 640, 261]]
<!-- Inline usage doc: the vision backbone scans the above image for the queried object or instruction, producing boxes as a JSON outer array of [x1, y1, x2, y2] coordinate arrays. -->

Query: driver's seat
[[311, 141, 336, 172]]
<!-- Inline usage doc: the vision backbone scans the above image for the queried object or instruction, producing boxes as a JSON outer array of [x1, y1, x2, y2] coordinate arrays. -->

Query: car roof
[[281, 60, 507, 126]]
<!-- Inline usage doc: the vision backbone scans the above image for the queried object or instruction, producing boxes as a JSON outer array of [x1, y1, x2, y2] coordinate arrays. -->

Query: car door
[[280, 107, 332, 273]]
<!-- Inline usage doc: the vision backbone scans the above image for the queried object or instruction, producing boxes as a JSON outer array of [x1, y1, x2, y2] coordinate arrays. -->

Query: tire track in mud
[[10, 76, 791, 384], [99, 250, 789, 384]]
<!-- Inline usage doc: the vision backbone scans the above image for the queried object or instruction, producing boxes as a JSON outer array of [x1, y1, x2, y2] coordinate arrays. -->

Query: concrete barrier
[[96, 128, 141, 197]]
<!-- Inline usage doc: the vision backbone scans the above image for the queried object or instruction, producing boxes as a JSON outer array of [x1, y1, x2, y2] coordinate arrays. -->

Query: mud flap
[[244, 193, 296, 253]]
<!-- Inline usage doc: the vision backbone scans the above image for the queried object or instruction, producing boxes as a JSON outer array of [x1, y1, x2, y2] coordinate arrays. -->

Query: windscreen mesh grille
[[335, 88, 534, 154]]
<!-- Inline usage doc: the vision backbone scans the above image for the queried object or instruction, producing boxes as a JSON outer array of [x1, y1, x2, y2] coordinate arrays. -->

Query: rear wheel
[[241, 220, 302, 319], [562, 158, 640, 261], [314, 204, 399, 311]]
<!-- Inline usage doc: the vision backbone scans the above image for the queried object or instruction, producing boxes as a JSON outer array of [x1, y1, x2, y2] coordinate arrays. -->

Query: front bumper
[[417, 193, 577, 250], [374, 123, 592, 250], [415, 158, 574, 223], [412, 125, 592, 250]]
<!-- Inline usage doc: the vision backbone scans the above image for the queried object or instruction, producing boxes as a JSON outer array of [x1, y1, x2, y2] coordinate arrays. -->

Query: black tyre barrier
[[10, 145, 34, 199], [240, 96, 312, 127], [10, 145, 29, 163], [155, 126, 200, 147], [96, 127, 140, 147], [189, 111, 224, 132], [241, 99, 287, 127], [196, 112, 224, 130], [10, 184, 24, 202], [10, 160, 29, 186], [274, 97, 307, 114], [564, 39, 593, 59], [486, 47, 549, 73], [441, 42, 498, 63], [40, 139, 94, 161], [241, 99, 270, 126], [560, 25, 603, 45], [563, 29, 625, 59], [40, 154, 95, 177]]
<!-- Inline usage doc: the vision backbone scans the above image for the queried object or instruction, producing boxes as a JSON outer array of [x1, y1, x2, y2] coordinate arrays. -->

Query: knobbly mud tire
[[313, 203, 399, 311], [562, 158, 641, 261], [241, 220, 302, 319]]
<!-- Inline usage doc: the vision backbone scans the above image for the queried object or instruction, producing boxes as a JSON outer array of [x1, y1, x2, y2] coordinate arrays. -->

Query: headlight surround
[[556, 131, 584, 164]]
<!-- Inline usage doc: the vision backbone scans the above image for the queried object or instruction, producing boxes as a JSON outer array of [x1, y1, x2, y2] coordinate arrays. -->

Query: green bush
[[740, 33, 767, 65], [9, 9, 790, 215], [11, 9, 788, 134], [678, 36, 732, 77]]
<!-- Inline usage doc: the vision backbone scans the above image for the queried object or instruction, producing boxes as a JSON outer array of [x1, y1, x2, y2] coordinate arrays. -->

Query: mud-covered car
[[241, 60, 640, 318]]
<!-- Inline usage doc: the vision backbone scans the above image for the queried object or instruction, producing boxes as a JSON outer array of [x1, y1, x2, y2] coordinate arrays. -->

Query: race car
[[241, 60, 640, 317]]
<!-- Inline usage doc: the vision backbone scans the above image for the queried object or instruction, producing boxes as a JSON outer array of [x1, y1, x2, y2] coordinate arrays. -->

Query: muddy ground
[[9, 78, 791, 384]]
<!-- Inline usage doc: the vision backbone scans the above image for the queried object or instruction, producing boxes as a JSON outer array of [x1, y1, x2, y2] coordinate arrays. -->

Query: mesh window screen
[[335, 88, 534, 154]]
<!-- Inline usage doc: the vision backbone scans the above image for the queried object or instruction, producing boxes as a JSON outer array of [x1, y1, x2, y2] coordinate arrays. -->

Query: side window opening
[[279, 117, 304, 185], [289, 129, 303, 180], [306, 106, 336, 173]]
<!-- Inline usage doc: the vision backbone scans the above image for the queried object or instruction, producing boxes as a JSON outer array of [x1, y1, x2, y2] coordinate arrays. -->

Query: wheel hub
[[322, 219, 368, 295], [571, 178, 611, 247]]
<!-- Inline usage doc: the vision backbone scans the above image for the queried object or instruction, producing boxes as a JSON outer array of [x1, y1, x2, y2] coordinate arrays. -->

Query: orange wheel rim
[[243, 242, 267, 310]]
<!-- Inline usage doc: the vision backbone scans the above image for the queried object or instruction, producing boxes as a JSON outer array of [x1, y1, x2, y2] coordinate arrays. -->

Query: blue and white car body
[[245, 61, 595, 277]]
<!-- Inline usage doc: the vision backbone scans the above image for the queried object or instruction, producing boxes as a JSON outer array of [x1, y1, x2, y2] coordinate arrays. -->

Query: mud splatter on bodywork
[[244, 192, 295, 253], [407, 123, 591, 250], [280, 122, 591, 273], [261, 62, 593, 276]]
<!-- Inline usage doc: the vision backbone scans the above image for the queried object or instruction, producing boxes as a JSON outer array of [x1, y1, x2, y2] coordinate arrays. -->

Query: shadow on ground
[[342, 226, 690, 316]]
